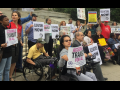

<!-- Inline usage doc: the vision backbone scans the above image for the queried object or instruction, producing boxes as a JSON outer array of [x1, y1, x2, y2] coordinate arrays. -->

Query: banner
[[88, 43, 102, 65], [60, 26, 71, 36], [88, 11, 97, 24], [33, 22, 45, 39], [77, 8, 85, 20], [100, 8, 110, 21], [44, 25, 51, 33], [111, 26, 120, 33], [5, 29, 18, 47], [67, 46, 86, 68], [66, 24, 75, 33], [51, 24, 59, 39], [22, 8, 34, 12], [98, 38, 107, 46]]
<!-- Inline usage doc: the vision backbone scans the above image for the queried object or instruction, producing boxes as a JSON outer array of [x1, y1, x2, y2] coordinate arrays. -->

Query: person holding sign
[[25, 14, 38, 49], [58, 35, 97, 81], [0, 15, 12, 81], [99, 15, 111, 41], [108, 33, 119, 64]]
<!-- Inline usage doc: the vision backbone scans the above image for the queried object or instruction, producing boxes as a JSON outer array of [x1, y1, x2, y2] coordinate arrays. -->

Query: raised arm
[[82, 17, 86, 27], [99, 15, 102, 25]]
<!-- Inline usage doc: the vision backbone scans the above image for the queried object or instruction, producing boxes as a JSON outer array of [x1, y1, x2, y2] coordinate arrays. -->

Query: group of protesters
[[0, 9, 120, 81]]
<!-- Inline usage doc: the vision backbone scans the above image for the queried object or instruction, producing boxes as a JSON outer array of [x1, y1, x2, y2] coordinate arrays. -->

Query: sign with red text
[[77, 8, 85, 20], [67, 46, 86, 68], [5, 29, 18, 47], [88, 43, 102, 65], [44, 25, 51, 33]]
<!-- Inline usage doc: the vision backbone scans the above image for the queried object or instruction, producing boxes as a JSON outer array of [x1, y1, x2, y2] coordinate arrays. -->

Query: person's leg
[[9, 63, 16, 81], [98, 46, 105, 63], [67, 70, 93, 81], [0, 58, 7, 81], [48, 36, 53, 57], [3, 56, 12, 81], [85, 72, 97, 81], [92, 63, 105, 81]]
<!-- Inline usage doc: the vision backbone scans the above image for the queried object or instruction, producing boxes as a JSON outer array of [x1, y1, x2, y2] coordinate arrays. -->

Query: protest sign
[[5, 29, 18, 47], [22, 8, 34, 12], [51, 24, 59, 39], [44, 25, 51, 33], [60, 26, 71, 36], [114, 43, 120, 49], [67, 46, 86, 68], [88, 43, 102, 65], [66, 24, 75, 33], [77, 8, 85, 20], [88, 11, 97, 24], [111, 26, 120, 34], [33, 22, 45, 39], [71, 33, 74, 43], [98, 38, 107, 46], [100, 9, 110, 21]]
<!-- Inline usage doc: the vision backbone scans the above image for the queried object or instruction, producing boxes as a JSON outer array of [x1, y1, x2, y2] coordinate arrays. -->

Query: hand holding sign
[[1, 43, 7, 48]]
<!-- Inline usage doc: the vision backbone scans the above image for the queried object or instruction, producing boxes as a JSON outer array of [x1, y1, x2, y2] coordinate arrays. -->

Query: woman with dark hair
[[58, 35, 97, 81], [112, 22, 118, 26], [7, 11, 23, 81], [0, 15, 12, 81], [108, 33, 119, 64]]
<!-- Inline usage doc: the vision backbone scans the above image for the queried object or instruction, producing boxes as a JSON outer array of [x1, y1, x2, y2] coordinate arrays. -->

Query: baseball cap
[[37, 38, 46, 44], [32, 14, 38, 17], [104, 21, 108, 23]]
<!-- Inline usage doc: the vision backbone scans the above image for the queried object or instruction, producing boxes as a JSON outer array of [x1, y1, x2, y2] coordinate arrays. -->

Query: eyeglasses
[[64, 40, 71, 42]]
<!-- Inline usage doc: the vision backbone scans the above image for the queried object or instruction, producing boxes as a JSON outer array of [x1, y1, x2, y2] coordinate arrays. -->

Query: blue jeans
[[16, 41, 23, 69], [0, 56, 12, 81]]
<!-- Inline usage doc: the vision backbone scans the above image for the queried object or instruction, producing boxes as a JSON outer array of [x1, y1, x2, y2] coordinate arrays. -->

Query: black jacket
[[0, 24, 12, 58]]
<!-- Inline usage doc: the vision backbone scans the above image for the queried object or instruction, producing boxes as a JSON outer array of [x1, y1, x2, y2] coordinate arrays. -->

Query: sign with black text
[[51, 24, 59, 39], [111, 26, 120, 34], [100, 9, 110, 21]]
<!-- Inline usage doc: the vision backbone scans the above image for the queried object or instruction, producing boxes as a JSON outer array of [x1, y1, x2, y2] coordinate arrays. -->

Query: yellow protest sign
[[98, 38, 107, 46], [88, 11, 97, 24]]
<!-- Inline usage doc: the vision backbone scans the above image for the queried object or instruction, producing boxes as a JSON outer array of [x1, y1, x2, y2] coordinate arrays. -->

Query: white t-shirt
[[66, 24, 75, 33], [74, 25, 82, 32]]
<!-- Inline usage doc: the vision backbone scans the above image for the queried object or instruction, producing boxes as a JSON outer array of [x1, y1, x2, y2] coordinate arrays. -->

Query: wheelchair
[[22, 53, 58, 81]]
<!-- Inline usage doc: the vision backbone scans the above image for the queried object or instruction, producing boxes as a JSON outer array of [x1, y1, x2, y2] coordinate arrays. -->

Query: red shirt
[[7, 22, 22, 36], [100, 23, 111, 41]]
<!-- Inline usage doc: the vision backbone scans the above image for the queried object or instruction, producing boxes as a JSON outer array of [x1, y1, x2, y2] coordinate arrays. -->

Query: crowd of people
[[0, 9, 120, 81]]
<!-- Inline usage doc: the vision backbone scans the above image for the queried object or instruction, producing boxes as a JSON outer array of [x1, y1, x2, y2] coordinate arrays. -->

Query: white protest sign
[[67, 46, 86, 68], [33, 22, 45, 39], [77, 8, 85, 20], [44, 25, 51, 33], [51, 24, 59, 39], [60, 26, 71, 36], [100, 8, 110, 21], [88, 43, 102, 65], [66, 24, 75, 33], [114, 43, 120, 49], [111, 26, 120, 34], [22, 8, 34, 12], [5, 29, 18, 47]]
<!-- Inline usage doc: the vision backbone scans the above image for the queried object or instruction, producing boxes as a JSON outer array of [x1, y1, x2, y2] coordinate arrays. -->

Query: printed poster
[[100, 8, 110, 21], [60, 26, 71, 36], [77, 8, 86, 20], [22, 8, 34, 12], [88, 11, 97, 24], [44, 25, 51, 33], [111, 26, 120, 34], [51, 24, 59, 39]]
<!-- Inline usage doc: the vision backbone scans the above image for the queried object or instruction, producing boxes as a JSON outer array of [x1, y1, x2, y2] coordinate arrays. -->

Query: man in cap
[[26, 38, 49, 66], [25, 14, 38, 49], [99, 15, 111, 41]]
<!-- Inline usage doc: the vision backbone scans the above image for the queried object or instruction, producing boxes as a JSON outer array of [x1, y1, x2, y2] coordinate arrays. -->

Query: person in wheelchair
[[26, 38, 57, 80], [108, 33, 120, 64], [72, 32, 107, 81], [58, 35, 97, 81]]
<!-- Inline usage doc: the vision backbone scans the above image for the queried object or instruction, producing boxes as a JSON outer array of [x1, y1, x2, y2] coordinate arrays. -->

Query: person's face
[[87, 31, 91, 37], [104, 22, 108, 26], [78, 32, 84, 41], [63, 22, 66, 26], [0, 11, 3, 16], [69, 20, 72, 24], [89, 24, 93, 27], [77, 21, 80, 25], [12, 13, 20, 21], [118, 35, 120, 39], [113, 22, 117, 26], [47, 19, 51, 24], [1, 17, 9, 26], [32, 16, 37, 21], [62, 37, 71, 47], [97, 30, 101, 36], [37, 43, 44, 48]]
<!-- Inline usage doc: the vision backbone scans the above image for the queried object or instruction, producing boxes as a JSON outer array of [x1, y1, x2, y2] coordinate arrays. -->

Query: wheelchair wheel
[[23, 63, 43, 81]]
